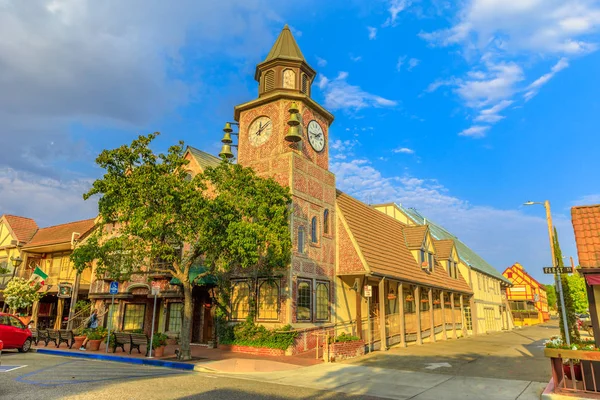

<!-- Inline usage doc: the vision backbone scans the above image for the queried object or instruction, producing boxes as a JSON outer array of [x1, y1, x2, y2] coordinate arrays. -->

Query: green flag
[[29, 266, 48, 286]]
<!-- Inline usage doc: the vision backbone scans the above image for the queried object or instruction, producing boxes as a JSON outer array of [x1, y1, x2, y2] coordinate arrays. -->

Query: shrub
[[332, 332, 361, 343], [86, 327, 108, 340], [152, 333, 169, 349], [218, 320, 298, 350]]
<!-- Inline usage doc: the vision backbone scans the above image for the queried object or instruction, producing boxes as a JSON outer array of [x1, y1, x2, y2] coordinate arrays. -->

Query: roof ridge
[[572, 204, 600, 209], [2, 214, 36, 221], [38, 217, 96, 230]]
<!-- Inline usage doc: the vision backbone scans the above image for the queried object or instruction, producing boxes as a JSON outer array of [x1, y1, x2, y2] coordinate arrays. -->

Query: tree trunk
[[179, 281, 194, 360]]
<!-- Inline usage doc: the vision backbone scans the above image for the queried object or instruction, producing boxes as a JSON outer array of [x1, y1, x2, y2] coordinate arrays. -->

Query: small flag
[[29, 266, 48, 287]]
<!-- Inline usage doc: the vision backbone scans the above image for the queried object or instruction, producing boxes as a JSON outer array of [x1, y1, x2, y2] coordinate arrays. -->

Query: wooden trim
[[398, 282, 406, 347], [415, 286, 422, 345], [544, 348, 600, 361]]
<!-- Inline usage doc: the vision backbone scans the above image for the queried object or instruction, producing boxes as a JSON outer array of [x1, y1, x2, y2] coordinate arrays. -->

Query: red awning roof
[[585, 275, 600, 286]]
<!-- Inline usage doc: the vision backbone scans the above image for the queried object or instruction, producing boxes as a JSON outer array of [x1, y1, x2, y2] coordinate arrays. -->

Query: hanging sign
[[364, 285, 372, 298], [57, 283, 73, 298], [151, 281, 161, 296], [543, 267, 573, 274]]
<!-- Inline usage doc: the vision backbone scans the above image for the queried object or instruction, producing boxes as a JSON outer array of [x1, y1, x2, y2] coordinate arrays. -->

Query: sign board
[[151, 281, 160, 296], [543, 267, 573, 274], [109, 281, 119, 295], [57, 283, 72, 298], [364, 285, 372, 298], [534, 294, 540, 302]]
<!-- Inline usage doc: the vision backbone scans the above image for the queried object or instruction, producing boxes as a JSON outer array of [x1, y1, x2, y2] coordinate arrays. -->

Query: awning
[[586, 275, 600, 286], [170, 265, 217, 286]]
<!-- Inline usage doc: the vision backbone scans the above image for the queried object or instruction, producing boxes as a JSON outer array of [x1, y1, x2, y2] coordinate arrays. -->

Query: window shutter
[[264, 70, 275, 92], [301, 74, 308, 94]]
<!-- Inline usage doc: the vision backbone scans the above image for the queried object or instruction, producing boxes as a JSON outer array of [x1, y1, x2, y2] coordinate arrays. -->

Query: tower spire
[[262, 25, 306, 64]]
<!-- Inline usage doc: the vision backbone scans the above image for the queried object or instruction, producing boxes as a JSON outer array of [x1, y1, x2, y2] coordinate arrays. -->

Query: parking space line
[[0, 365, 28, 372]]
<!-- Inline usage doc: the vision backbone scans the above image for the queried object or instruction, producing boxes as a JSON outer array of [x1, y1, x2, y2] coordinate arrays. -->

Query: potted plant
[[152, 332, 168, 357], [405, 294, 414, 302], [86, 327, 107, 351], [73, 327, 87, 349]]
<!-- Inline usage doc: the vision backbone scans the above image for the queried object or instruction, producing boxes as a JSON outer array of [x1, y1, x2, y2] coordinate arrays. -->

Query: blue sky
[[1, 0, 600, 284]]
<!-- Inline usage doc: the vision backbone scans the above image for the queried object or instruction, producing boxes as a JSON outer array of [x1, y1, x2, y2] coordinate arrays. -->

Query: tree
[[4, 278, 42, 314], [545, 284, 557, 310], [553, 227, 580, 342], [71, 133, 291, 360], [566, 272, 589, 314]]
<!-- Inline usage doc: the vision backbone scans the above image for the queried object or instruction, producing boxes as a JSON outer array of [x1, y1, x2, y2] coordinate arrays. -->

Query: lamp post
[[524, 200, 570, 346]]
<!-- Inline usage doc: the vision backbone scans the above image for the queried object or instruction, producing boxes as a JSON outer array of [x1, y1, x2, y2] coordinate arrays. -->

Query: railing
[[65, 303, 92, 331], [71, 304, 108, 332], [546, 348, 600, 397]]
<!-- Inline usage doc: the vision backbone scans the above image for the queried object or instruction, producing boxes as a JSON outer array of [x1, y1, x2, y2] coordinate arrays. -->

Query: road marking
[[0, 365, 28, 372], [424, 362, 452, 370]]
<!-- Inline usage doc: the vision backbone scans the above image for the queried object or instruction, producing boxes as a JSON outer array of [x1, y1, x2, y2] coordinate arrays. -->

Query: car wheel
[[18, 338, 32, 353]]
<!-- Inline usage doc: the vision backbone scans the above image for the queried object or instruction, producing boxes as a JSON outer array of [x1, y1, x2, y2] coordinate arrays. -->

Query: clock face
[[307, 120, 325, 152], [248, 116, 272, 146]]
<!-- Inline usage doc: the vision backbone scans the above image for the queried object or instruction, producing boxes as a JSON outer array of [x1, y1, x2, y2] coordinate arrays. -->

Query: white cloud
[[474, 99, 513, 123], [396, 56, 406, 71], [368, 26, 377, 40], [524, 58, 570, 101], [317, 75, 329, 90], [459, 125, 490, 138], [330, 155, 576, 283], [393, 147, 415, 154], [407, 58, 421, 71], [420, 0, 600, 137], [316, 56, 328, 67], [350, 54, 363, 62], [0, 168, 97, 227], [384, 0, 412, 27], [317, 72, 398, 111], [572, 193, 600, 206]]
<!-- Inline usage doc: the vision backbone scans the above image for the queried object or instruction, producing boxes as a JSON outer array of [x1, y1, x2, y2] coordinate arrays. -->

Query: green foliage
[[545, 284, 557, 310], [554, 228, 580, 342], [332, 333, 361, 343], [218, 321, 298, 350], [3, 277, 42, 312], [152, 332, 169, 349], [70, 133, 292, 360], [566, 272, 589, 314], [74, 300, 91, 313], [86, 327, 108, 340]]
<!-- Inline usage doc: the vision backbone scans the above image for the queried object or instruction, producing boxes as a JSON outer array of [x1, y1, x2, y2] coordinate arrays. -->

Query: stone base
[[218, 344, 286, 356], [329, 340, 365, 362]]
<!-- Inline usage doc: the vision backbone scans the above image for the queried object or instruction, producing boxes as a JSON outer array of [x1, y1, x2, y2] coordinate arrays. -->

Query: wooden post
[[379, 278, 387, 351], [415, 286, 422, 345], [450, 293, 457, 339], [470, 296, 478, 335], [54, 298, 64, 330], [398, 282, 406, 347], [460, 295, 467, 336], [356, 277, 363, 340], [429, 288, 435, 342], [440, 291, 447, 340]]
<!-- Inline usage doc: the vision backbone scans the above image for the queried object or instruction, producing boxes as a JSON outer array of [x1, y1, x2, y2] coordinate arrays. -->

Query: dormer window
[[447, 260, 458, 279], [420, 249, 433, 273]]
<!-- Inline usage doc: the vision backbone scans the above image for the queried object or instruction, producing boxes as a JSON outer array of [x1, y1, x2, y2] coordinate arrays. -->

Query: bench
[[58, 330, 75, 348], [112, 332, 130, 353], [46, 329, 60, 347], [30, 328, 40, 345], [130, 333, 149, 355]]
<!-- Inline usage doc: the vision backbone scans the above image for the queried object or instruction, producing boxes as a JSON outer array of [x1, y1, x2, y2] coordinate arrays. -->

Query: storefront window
[[231, 281, 251, 320], [316, 282, 329, 321], [167, 302, 183, 332], [258, 280, 279, 320], [297, 280, 312, 321], [123, 303, 145, 331]]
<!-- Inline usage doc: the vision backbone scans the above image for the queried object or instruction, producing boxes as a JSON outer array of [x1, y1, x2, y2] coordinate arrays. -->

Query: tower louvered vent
[[264, 70, 275, 92]]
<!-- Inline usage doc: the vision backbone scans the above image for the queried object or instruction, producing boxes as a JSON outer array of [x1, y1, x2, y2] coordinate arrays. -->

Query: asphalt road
[[0, 351, 379, 400]]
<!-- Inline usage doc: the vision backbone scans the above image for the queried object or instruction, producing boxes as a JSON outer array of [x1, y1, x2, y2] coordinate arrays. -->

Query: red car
[[0, 313, 32, 352]]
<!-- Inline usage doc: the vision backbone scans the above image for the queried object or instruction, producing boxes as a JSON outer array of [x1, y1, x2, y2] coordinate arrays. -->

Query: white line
[[0, 365, 28, 372]]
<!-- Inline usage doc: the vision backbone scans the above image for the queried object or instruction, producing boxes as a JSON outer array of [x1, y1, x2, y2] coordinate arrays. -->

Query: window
[[258, 280, 280, 320], [323, 209, 330, 235], [464, 306, 473, 330], [433, 291, 441, 309], [264, 70, 275, 92], [420, 249, 426, 266], [311, 217, 318, 243], [404, 289, 415, 313], [123, 303, 146, 331], [447, 261, 452, 277], [316, 282, 329, 321], [283, 69, 296, 89], [184, 170, 193, 182], [297, 280, 312, 321], [454, 262, 459, 279], [301, 74, 308, 94], [105, 303, 119, 331], [166, 302, 183, 332], [0, 257, 8, 274], [420, 290, 430, 312], [448, 261, 458, 279], [9, 316, 25, 328], [231, 281, 251, 320], [454, 295, 461, 308], [298, 226, 306, 253]]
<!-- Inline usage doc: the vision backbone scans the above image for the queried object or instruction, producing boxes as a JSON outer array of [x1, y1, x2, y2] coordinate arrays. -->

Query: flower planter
[[328, 340, 365, 362], [544, 348, 600, 361], [73, 336, 86, 349], [563, 363, 583, 381], [153, 346, 165, 357], [87, 339, 102, 351]]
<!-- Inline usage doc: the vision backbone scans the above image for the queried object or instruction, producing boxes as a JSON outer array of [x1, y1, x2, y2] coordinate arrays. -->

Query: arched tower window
[[283, 69, 296, 89], [264, 70, 275, 92], [311, 217, 318, 243], [298, 226, 305, 253], [301, 74, 308, 94], [323, 209, 330, 235]]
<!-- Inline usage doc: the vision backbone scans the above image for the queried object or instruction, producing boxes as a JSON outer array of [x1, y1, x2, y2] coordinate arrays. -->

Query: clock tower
[[233, 25, 336, 327]]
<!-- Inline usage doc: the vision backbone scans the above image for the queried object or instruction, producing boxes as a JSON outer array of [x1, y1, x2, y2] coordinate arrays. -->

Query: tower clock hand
[[256, 120, 271, 135]]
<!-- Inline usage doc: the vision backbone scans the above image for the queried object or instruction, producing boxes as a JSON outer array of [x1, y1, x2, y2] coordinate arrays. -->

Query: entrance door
[[484, 308, 495, 332], [191, 286, 214, 343]]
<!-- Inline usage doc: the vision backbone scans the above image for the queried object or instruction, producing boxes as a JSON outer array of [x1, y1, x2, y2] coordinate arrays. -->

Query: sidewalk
[[226, 362, 548, 400], [32, 341, 321, 373]]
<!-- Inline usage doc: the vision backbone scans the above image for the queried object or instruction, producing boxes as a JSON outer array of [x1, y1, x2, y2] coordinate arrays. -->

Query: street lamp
[[524, 200, 570, 345]]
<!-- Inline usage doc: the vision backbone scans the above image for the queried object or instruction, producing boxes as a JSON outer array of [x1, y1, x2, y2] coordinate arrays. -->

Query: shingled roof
[[433, 239, 455, 261], [572, 204, 600, 268], [337, 191, 472, 294], [403, 225, 428, 249], [262, 25, 306, 64], [398, 206, 511, 285], [187, 146, 221, 170], [1, 215, 38, 243], [23, 218, 96, 249]]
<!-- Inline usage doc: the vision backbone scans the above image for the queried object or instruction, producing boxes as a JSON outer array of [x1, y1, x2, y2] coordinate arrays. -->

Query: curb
[[34, 348, 195, 371]]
